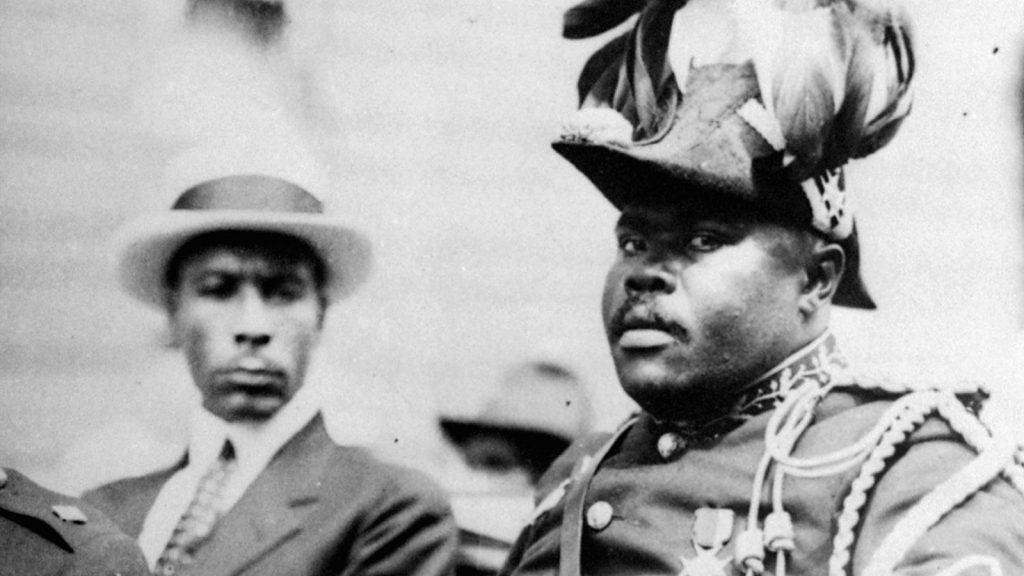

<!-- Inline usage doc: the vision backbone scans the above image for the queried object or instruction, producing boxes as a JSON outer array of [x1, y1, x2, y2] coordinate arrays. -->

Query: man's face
[[168, 238, 324, 423], [458, 433, 535, 492], [602, 198, 810, 421]]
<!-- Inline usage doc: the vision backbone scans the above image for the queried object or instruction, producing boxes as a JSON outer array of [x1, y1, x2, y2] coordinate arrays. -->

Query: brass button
[[586, 501, 614, 531], [657, 432, 686, 459]]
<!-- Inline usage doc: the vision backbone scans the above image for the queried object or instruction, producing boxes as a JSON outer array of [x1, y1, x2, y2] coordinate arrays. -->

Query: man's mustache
[[608, 303, 687, 341]]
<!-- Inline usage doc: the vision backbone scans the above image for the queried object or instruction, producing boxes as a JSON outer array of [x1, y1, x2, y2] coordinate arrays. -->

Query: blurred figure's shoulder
[[0, 467, 149, 576]]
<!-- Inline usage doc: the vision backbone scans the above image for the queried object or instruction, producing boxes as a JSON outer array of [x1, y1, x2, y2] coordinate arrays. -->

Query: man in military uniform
[[1, 467, 149, 576], [500, 1, 1024, 575], [84, 132, 458, 576]]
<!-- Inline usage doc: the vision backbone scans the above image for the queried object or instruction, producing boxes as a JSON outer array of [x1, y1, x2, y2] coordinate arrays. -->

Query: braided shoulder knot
[[827, 384, 1024, 576]]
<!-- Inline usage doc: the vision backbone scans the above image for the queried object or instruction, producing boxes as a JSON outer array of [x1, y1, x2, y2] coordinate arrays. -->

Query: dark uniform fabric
[[85, 415, 458, 576], [500, 340, 1024, 576], [0, 467, 149, 576]]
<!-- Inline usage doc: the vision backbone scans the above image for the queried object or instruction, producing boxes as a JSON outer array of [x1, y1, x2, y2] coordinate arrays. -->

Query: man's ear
[[799, 242, 846, 318]]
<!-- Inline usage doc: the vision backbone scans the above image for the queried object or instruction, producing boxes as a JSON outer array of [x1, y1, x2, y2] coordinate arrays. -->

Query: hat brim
[[113, 210, 372, 308], [553, 140, 748, 211], [440, 419, 572, 456], [553, 140, 876, 310]]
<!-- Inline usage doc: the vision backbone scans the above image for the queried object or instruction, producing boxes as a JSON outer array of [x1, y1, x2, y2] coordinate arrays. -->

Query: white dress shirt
[[136, 385, 321, 567]]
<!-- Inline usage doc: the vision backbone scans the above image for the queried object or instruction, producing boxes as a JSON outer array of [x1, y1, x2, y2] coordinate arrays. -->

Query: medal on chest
[[678, 508, 735, 576]]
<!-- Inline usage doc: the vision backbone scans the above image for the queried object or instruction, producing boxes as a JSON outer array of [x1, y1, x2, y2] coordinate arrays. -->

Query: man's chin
[[618, 365, 680, 403], [209, 395, 287, 423], [615, 352, 678, 386], [615, 363, 713, 421]]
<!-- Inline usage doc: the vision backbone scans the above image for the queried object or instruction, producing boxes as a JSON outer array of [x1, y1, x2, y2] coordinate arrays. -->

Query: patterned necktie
[[155, 440, 238, 576]]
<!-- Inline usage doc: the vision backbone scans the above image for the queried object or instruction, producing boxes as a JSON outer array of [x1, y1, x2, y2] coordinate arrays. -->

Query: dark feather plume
[[563, 0, 648, 39]]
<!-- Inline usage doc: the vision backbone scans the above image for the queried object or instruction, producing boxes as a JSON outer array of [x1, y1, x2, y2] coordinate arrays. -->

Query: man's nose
[[234, 288, 272, 347], [624, 260, 677, 297]]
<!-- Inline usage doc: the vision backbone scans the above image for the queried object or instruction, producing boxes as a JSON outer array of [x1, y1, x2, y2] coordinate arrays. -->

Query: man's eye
[[618, 236, 646, 255], [264, 279, 308, 303], [196, 277, 236, 298], [687, 233, 723, 252]]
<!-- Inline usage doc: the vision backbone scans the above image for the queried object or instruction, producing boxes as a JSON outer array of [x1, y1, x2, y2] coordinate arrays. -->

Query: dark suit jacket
[[85, 415, 458, 576]]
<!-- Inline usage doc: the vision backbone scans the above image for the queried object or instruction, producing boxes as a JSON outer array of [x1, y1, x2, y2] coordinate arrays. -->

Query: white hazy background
[[1, 0, 1023, 494]]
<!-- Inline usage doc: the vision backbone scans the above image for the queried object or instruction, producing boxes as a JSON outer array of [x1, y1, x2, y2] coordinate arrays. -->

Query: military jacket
[[0, 467, 149, 576], [500, 336, 1024, 576]]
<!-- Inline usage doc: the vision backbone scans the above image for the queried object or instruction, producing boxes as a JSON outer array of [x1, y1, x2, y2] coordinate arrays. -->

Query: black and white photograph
[[2, 1, 1024, 574]]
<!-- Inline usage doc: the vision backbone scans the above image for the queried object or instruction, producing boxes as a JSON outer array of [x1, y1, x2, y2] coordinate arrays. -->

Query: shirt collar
[[186, 383, 321, 472]]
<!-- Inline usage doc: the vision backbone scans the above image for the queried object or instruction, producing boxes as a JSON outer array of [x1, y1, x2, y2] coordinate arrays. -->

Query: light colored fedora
[[113, 130, 372, 307]]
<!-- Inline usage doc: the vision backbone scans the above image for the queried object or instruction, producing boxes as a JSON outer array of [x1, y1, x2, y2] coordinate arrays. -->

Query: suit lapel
[[88, 459, 183, 539], [186, 415, 334, 576], [126, 466, 181, 538]]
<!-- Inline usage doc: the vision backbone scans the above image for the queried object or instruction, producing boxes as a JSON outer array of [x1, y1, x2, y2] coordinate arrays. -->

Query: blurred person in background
[[500, 0, 1024, 575], [441, 359, 593, 489], [439, 360, 593, 575], [83, 133, 458, 576], [185, 0, 287, 45], [0, 466, 149, 576]]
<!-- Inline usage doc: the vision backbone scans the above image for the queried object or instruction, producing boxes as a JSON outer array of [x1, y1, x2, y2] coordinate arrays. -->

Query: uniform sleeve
[[852, 419, 1024, 576], [340, 471, 459, 576]]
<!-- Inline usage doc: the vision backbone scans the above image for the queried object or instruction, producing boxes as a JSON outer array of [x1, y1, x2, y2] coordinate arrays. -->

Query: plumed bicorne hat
[[113, 128, 372, 307], [555, 0, 916, 309]]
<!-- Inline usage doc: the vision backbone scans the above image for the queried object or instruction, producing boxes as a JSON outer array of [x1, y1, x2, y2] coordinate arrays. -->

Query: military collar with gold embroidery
[[653, 332, 849, 451]]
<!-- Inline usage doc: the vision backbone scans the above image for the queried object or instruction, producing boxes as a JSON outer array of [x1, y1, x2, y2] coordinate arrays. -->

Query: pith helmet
[[555, 0, 916, 309], [440, 360, 593, 460]]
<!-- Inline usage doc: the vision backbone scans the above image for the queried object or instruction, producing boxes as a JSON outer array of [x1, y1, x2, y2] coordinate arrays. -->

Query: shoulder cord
[[733, 374, 1024, 576], [859, 394, 1023, 576], [734, 370, 866, 576], [827, 389, 945, 576]]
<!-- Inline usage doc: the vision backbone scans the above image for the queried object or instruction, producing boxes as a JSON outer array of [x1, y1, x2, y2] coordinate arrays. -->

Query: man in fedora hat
[[83, 134, 458, 576], [501, 1, 1024, 575], [0, 466, 150, 576]]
